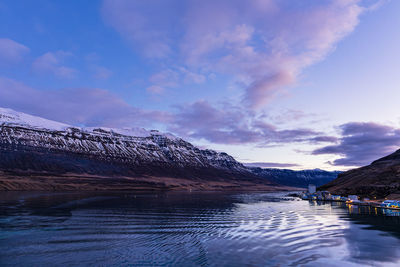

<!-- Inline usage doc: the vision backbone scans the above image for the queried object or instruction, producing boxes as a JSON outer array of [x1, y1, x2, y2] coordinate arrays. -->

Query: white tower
[[308, 184, 316, 194]]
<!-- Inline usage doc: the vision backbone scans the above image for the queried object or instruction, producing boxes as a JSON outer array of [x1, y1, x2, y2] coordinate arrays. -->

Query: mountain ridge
[[0, 107, 287, 191], [248, 167, 341, 188]]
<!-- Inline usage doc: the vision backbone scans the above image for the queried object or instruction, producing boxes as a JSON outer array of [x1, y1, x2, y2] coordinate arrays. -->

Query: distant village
[[300, 184, 400, 210]]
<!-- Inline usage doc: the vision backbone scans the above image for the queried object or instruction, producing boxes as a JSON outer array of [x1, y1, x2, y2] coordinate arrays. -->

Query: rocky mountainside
[[0, 107, 283, 191], [248, 167, 340, 188], [319, 149, 400, 199]]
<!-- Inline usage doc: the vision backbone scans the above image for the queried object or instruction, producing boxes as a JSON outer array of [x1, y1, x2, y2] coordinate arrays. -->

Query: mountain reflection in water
[[1, 191, 400, 267]]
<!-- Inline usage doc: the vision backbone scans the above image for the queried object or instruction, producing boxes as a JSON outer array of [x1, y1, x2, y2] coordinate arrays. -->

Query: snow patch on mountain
[[0, 107, 248, 174], [0, 107, 177, 140], [0, 107, 71, 131]]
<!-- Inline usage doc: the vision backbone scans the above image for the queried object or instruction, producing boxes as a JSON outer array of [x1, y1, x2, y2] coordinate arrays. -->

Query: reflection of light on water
[[225, 198, 354, 265], [341, 203, 400, 217], [1, 192, 400, 266], [345, 203, 400, 217], [347, 204, 360, 215], [382, 209, 400, 216], [321, 201, 400, 266], [344, 221, 400, 266], [300, 200, 400, 266]]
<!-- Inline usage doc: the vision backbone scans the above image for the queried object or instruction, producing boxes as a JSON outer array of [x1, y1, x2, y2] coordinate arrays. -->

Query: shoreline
[[0, 173, 300, 192], [295, 192, 400, 211]]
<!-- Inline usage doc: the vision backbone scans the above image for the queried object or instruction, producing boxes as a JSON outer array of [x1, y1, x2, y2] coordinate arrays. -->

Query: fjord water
[[1, 192, 400, 266]]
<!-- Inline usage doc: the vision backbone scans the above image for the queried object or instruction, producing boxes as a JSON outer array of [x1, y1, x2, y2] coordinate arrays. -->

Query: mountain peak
[[0, 107, 178, 141]]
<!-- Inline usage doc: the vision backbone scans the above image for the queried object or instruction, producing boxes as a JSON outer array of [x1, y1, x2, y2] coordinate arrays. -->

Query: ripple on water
[[1, 192, 400, 266]]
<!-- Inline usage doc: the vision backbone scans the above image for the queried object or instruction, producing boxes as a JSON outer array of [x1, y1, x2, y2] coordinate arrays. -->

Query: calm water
[[1, 191, 400, 266]]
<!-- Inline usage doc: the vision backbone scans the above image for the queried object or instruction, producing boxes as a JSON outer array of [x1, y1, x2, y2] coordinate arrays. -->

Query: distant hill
[[319, 149, 400, 199], [248, 167, 341, 188]]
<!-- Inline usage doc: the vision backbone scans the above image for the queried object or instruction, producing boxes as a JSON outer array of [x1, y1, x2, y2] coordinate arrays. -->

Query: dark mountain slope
[[0, 108, 284, 191], [248, 167, 340, 188], [319, 149, 400, 199]]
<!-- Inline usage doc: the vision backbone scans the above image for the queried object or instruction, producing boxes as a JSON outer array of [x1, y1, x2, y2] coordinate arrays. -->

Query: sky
[[0, 0, 400, 171]]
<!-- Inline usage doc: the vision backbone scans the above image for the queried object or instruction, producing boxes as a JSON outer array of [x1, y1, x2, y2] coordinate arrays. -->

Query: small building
[[381, 200, 395, 207], [321, 191, 331, 200], [348, 195, 358, 201], [381, 200, 400, 208], [308, 184, 316, 194]]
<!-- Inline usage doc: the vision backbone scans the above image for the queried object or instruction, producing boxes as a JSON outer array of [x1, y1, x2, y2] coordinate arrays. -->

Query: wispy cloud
[[313, 122, 400, 166], [0, 76, 170, 127], [168, 100, 336, 145], [102, 0, 374, 108], [32, 51, 77, 79], [146, 67, 206, 94], [146, 85, 165, 95], [243, 162, 300, 168], [91, 65, 113, 80], [0, 38, 30, 64], [149, 69, 179, 88]]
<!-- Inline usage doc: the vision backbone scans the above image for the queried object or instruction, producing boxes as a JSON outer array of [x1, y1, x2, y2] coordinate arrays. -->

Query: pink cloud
[[0, 38, 30, 63], [102, 0, 375, 109]]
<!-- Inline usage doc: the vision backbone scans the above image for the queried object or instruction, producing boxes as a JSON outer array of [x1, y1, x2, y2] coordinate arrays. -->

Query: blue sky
[[1, 0, 400, 170]]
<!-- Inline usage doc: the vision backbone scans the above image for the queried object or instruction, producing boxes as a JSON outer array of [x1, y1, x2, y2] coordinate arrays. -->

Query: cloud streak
[[91, 65, 112, 80], [168, 100, 336, 145], [32, 51, 77, 79], [313, 122, 400, 166], [243, 162, 300, 168]]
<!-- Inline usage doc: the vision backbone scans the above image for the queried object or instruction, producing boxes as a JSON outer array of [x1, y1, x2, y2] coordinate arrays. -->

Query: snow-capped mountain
[[0, 107, 277, 191], [0, 108, 244, 170]]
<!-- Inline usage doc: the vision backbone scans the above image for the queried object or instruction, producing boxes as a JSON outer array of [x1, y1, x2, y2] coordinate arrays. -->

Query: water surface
[[1, 191, 400, 266]]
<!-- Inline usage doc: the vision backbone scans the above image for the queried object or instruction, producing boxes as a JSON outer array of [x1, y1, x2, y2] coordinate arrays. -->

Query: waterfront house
[[381, 200, 400, 208], [321, 191, 332, 200], [348, 195, 358, 201]]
